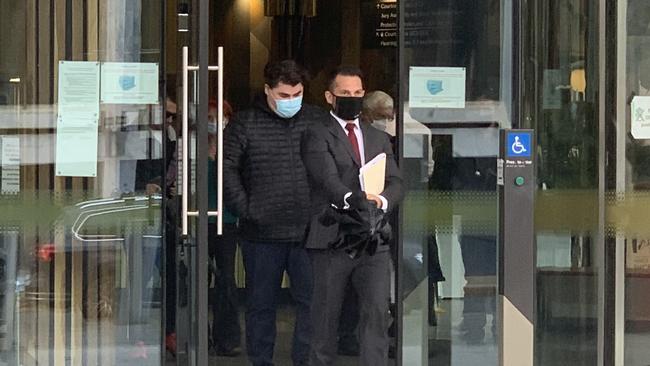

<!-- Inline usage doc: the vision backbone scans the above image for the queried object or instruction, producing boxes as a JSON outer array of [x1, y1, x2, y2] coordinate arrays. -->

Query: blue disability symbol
[[506, 133, 531, 158], [512, 136, 526, 154]]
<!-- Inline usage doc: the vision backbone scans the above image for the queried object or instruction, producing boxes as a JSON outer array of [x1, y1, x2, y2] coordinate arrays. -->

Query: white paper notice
[[631, 96, 650, 139], [56, 61, 100, 177], [409, 67, 466, 109], [1, 137, 20, 194], [101, 62, 159, 104]]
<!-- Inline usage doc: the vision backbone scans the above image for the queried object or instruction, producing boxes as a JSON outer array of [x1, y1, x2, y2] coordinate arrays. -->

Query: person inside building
[[223, 60, 327, 366], [302, 66, 404, 366], [207, 100, 242, 356], [162, 96, 179, 356], [336, 89, 398, 357], [362, 90, 396, 137]]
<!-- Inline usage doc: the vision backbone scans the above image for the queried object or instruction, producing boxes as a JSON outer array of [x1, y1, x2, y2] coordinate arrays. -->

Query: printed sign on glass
[[101, 62, 159, 104], [506, 132, 532, 158], [631, 96, 650, 139], [409, 67, 466, 109]]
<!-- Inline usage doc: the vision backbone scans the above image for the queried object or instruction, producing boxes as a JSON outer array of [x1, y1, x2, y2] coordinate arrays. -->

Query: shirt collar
[[167, 125, 177, 142], [330, 110, 360, 131]]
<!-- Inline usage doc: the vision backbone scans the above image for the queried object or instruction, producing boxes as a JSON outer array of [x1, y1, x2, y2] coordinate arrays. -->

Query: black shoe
[[210, 345, 242, 357], [337, 342, 360, 356]]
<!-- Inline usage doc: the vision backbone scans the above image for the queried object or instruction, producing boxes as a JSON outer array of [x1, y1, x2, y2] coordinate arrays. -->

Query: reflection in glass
[[400, 0, 509, 364], [0, 1, 164, 365], [524, 0, 600, 365], [609, 1, 650, 364]]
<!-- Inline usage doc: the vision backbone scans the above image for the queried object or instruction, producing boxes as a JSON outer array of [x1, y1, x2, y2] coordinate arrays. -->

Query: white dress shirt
[[331, 111, 389, 211]]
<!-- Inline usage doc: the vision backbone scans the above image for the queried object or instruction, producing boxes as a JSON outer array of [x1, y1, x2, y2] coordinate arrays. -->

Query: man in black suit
[[302, 66, 404, 366]]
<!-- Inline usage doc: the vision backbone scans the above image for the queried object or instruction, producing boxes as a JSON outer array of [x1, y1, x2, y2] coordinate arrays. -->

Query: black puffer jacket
[[223, 97, 327, 242]]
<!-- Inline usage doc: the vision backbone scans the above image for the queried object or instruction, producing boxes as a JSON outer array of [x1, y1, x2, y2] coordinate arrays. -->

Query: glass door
[[609, 1, 650, 365], [170, 0, 222, 364], [398, 0, 512, 364], [0, 1, 166, 365], [522, 0, 603, 364]]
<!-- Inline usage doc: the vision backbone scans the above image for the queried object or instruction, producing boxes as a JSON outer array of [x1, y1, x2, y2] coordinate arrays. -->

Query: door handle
[[216, 47, 224, 235], [181, 46, 225, 236]]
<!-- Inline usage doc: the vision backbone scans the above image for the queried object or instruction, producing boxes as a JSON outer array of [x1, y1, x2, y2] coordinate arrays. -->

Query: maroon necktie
[[345, 123, 361, 163]]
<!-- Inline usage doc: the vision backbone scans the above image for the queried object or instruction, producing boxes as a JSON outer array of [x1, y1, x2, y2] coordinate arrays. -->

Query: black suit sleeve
[[223, 116, 249, 218], [379, 132, 405, 211], [302, 125, 352, 207]]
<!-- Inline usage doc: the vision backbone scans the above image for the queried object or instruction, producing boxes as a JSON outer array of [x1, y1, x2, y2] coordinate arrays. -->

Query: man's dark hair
[[327, 66, 365, 91], [264, 60, 309, 88]]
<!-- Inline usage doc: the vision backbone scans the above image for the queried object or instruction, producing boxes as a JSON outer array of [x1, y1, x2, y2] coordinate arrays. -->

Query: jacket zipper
[[287, 119, 298, 215]]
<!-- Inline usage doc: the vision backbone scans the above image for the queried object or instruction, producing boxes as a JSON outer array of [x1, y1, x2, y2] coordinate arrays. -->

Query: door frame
[[171, 0, 212, 364], [194, 0, 210, 363]]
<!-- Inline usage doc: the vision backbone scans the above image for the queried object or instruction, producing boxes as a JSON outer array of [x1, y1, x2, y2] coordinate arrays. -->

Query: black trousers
[[338, 282, 360, 346], [208, 223, 242, 350], [338, 238, 397, 346], [241, 240, 313, 366], [309, 249, 390, 366]]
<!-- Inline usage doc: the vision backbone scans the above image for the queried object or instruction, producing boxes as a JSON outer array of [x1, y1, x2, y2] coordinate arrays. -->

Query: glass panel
[[399, 0, 512, 364], [205, 1, 400, 364], [610, 1, 650, 364], [0, 1, 164, 365], [522, 0, 601, 364]]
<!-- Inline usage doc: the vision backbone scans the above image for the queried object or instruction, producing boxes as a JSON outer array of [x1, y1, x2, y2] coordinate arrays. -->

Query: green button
[[515, 176, 525, 186]]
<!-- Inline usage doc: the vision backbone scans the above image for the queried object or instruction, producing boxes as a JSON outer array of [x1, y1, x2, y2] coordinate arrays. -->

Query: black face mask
[[333, 96, 363, 120]]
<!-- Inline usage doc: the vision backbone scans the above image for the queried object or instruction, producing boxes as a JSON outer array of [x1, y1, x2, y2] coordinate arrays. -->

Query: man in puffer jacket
[[223, 60, 327, 366]]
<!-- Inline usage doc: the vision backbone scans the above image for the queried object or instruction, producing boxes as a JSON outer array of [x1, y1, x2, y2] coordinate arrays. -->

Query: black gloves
[[346, 190, 368, 210], [317, 196, 392, 258]]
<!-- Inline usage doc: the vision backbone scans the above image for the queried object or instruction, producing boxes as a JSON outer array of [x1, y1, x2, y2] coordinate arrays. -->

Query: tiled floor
[[11, 298, 649, 365], [167, 298, 497, 366], [422, 298, 498, 366], [166, 305, 374, 366]]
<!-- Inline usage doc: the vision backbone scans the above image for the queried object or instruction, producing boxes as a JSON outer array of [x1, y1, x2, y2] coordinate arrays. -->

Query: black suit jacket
[[301, 115, 404, 249]]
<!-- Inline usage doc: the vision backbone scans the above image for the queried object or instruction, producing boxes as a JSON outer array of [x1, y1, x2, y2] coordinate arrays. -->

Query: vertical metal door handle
[[217, 47, 224, 235], [180, 46, 225, 236], [182, 46, 190, 236]]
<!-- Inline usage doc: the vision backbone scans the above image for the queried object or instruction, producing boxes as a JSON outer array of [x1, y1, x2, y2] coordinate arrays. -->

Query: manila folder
[[359, 153, 386, 195]]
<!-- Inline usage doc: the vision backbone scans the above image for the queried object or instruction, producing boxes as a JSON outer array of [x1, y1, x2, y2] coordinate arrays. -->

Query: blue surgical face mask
[[274, 96, 303, 118], [207, 118, 228, 134]]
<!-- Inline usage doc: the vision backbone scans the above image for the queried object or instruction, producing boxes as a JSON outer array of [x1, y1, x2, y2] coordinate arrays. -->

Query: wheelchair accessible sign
[[506, 132, 531, 158]]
